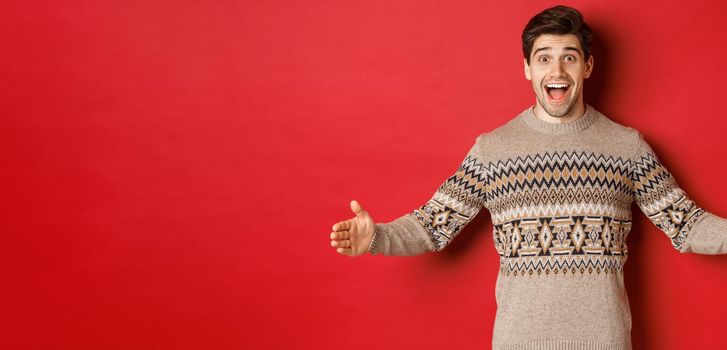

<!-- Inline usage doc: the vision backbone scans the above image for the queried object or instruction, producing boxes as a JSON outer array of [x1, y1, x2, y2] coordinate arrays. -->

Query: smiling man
[[328, 5, 727, 350], [527, 33, 592, 122]]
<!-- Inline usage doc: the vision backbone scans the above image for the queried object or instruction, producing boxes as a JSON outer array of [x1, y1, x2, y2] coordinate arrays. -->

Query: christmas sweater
[[367, 104, 727, 350]]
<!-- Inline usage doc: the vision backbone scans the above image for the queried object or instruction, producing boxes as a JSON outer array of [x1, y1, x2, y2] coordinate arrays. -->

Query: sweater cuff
[[367, 224, 387, 255]]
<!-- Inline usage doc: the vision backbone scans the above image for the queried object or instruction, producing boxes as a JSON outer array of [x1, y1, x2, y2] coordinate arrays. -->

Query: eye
[[538, 56, 549, 63], [564, 55, 576, 62]]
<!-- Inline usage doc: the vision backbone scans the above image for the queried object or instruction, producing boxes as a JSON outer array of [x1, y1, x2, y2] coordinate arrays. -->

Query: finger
[[330, 231, 350, 240], [336, 247, 352, 256], [332, 221, 351, 231], [331, 239, 351, 248], [350, 200, 368, 218]]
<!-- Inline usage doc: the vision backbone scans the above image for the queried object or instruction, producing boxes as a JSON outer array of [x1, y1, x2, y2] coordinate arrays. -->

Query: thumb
[[350, 200, 367, 217]]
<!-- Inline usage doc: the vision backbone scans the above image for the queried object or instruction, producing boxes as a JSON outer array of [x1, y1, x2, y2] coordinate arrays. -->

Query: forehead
[[531, 34, 583, 55]]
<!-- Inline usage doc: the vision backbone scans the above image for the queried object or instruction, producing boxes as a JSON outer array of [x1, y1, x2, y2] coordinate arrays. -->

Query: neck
[[521, 103, 597, 135]]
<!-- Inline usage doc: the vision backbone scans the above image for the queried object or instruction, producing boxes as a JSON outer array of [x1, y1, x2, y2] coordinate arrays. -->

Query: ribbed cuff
[[367, 224, 387, 255], [493, 339, 631, 350]]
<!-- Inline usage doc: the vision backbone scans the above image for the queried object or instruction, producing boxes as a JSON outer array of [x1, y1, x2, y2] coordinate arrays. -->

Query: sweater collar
[[521, 104, 598, 135]]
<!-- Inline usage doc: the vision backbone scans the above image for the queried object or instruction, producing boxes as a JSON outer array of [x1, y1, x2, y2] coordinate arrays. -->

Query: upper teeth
[[546, 83, 568, 88]]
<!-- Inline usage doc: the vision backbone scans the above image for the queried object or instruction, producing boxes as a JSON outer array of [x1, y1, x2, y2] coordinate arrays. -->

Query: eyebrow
[[532, 46, 582, 56]]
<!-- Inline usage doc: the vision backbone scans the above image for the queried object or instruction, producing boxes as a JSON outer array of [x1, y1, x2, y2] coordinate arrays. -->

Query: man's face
[[524, 34, 594, 119]]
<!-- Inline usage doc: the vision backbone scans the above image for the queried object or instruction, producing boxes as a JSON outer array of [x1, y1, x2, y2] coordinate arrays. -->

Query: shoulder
[[594, 110, 643, 145], [590, 107, 650, 158], [593, 107, 640, 136], [473, 107, 529, 145]]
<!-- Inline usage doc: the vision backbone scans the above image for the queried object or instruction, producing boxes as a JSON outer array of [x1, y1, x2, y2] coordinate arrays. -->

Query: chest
[[480, 151, 635, 213]]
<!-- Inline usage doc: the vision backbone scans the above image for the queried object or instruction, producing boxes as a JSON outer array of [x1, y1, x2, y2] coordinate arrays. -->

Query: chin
[[544, 104, 574, 118]]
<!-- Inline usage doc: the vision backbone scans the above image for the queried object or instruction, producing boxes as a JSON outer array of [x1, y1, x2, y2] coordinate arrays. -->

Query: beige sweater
[[368, 104, 727, 350]]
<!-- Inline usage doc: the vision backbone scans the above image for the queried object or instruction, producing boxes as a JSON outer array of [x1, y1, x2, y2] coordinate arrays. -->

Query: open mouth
[[545, 83, 570, 102]]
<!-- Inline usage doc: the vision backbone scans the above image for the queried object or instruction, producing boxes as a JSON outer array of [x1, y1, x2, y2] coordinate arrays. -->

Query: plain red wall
[[2, 1, 726, 349]]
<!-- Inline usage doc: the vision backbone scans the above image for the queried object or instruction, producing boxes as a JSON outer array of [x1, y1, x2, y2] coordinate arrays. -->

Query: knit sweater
[[367, 104, 727, 350]]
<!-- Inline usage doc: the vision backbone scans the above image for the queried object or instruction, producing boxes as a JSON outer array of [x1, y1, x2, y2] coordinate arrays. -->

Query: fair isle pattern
[[413, 154, 488, 251], [482, 152, 634, 276], [481, 151, 633, 210], [412, 149, 705, 275], [493, 216, 630, 276], [490, 189, 632, 224], [632, 151, 706, 251]]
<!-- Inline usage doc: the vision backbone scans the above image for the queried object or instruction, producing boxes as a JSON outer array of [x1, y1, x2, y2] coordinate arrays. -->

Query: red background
[[2, 1, 726, 349]]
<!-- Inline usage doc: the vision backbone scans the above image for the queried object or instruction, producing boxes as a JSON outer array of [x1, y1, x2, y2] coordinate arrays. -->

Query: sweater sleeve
[[631, 132, 727, 254], [367, 135, 489, 256]]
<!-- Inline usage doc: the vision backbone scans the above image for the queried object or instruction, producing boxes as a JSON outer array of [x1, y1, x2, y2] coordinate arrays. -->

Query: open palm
[[329, 200, 375, 257]]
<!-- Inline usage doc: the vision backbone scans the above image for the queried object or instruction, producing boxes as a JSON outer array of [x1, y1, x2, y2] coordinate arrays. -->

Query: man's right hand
[[329, 200, 375, 257]]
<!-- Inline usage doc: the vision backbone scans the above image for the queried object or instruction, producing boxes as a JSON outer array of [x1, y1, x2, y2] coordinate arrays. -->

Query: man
[[328, 5, 727, 350]]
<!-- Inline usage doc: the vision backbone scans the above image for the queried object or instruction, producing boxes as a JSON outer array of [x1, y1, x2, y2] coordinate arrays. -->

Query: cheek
[[568, 67, 585, 80]]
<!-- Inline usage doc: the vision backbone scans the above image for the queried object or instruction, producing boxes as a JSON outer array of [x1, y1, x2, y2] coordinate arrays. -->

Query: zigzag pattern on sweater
[[437, 154, 490, 209], [411, 149, 705, 269], [500, 254, 626, 276], [491, 202, 632, 226], [632, 151, 706, 251], [480, 151, 633, 206]]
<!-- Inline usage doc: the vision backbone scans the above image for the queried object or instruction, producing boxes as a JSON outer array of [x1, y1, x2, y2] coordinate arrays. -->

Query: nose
[[551, 61, 566, 76]]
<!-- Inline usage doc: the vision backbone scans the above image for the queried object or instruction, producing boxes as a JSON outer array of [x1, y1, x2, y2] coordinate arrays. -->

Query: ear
[[584, 55, 594, 79], [524, 58, 531, 80]]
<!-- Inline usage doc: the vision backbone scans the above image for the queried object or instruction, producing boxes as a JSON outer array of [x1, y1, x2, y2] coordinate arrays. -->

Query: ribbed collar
[[521, 104, 598, 135]]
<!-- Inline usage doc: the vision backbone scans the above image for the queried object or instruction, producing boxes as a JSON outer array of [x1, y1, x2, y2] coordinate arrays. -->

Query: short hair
[[522, 5, 592, 64]]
